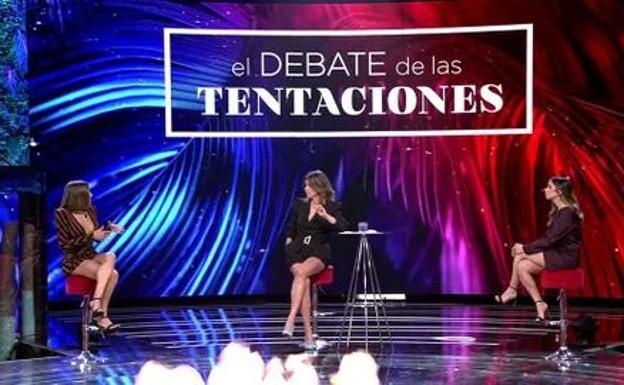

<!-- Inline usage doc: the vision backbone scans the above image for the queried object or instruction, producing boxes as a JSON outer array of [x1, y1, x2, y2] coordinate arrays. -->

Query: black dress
[[285, 199, 348, 266], [522, 206, 582, 270]]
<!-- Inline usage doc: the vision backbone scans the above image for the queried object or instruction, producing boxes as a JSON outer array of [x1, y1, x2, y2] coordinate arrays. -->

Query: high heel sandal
[[281, 326, 294, 338], [281, 316, 296, 338], [494, 286, 518, 306], [94, 316, 121, 335], [302, 341, 317, 352], [534, 300, 550, 324], [89, 298, 105, 321]]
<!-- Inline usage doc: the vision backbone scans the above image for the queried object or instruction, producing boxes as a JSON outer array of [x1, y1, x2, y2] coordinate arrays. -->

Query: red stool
[[65, 275, 103, 371], [311, 265, 334, 349], [540, 268, 585, 365]]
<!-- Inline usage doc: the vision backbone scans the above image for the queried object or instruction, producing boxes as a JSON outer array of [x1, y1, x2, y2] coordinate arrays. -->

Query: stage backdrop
[[27, 1, 624, 300]]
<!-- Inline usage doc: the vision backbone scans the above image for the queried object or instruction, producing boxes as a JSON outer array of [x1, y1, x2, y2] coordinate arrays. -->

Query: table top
[[339, 229, 387, 235]]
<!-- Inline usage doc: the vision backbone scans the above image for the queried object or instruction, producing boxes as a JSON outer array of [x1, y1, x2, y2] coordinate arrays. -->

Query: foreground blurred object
[[207, 342, 265, 385], [135, 360, 204, 385], [284, 354, 319, 385], [331, 350, 380, 385]]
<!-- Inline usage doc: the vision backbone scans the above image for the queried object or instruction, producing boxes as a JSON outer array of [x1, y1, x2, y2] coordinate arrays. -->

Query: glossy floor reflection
[[2, 302, 624, 384]]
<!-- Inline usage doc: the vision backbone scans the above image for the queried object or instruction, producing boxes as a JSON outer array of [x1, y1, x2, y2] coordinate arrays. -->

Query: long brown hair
[[548, 176, 584, 225], [304, 170, 335, 205], [60, 180, 92, 212]]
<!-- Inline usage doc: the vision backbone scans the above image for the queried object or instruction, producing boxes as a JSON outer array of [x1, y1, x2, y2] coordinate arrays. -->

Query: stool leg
[[70, 294, 105, 372], [81, 294, 90, 352], [559, 288, 568, 351], [545, 288, 580, 368]]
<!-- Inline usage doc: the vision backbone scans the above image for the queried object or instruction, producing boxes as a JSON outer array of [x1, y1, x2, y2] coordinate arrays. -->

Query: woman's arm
[[285, 201, 299, 244], [523, 208, 577, 254], [320, 201, 349, 231]]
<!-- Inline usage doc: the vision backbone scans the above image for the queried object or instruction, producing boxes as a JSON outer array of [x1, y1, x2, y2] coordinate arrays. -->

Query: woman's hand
[[314, 203, 337, 225], [315, 204, 327, 217], [92, 227, 111, 241], [109, 223, 125, 234], [511, 243, 524, 256]]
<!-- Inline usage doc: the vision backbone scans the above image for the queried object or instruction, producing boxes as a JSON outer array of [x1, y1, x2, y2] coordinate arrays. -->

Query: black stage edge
[[7, 341, 61, 360]]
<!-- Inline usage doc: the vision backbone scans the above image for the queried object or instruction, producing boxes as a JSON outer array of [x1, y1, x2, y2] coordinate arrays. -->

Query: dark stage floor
[[2, 302, 624, 384]]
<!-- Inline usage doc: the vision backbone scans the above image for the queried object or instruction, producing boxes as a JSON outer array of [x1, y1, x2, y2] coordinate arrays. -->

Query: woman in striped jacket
[[55, 180, 124, 333]]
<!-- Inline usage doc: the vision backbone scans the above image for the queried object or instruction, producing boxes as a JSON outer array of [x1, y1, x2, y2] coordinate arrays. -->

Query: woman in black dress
[[283, 170, 348, 348], [495, 176, 583, 322]]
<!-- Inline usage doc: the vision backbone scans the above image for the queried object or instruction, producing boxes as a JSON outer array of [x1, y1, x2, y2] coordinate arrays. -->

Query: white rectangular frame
[[164, 24, 533, 138]]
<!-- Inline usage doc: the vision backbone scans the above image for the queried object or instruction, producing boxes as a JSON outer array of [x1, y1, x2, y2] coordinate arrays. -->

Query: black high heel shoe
[[94, 316, 121, 335], [494, 286, 518, 306], [534, 300, 550, 324], [89, 298, 105, 321]]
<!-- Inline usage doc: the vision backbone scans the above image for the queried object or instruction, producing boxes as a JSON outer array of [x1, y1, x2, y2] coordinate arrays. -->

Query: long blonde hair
[[548, 176, 583, 225]]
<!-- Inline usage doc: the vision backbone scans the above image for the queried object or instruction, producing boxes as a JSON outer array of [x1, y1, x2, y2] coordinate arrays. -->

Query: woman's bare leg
[[499, 256, 523, 302], [516, 253, 548, 318], [72, 252, 117, 327], [284, 263, 303, 332], [300, 278, 313, 343], [516, 252, 546, 269], [94, 253, 118, 316], [72, 258, 110, 304], [284, 257, 324, 332]]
